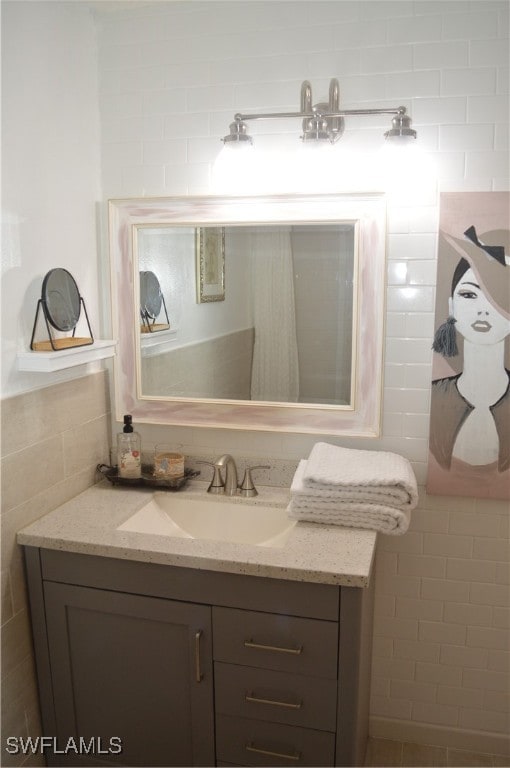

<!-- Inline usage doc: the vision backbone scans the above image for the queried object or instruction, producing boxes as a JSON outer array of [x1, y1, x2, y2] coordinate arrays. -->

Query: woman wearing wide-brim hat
[[428, 226, 510, 499]]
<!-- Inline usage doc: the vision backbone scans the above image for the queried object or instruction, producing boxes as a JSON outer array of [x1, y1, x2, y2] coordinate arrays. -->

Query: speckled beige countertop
[[17, 479, 377, 587]]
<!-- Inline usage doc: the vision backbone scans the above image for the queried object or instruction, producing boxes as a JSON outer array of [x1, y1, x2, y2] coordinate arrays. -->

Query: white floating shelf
[[140, 327, 177, 357], [17, 340, 117, 372]]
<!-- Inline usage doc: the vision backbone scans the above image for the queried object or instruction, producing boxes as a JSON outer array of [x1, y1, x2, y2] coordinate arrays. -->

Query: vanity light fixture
[[221, 78, 417, 147]]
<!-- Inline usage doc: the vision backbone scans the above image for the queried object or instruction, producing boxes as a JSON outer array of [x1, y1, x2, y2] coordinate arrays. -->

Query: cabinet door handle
[[195, 630, 203, 682], [246, 742, 301, 762], [245, 692, 302, 709], [244, 639, 303, 655]]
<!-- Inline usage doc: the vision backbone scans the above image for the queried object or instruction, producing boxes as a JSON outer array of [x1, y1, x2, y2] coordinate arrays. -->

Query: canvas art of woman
[[428, 225, 510, 500]]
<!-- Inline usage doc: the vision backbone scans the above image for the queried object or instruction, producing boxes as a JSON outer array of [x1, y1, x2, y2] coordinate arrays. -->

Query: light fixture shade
[[385, 110, 417, 141], [212, 141, 257, 193], [222, 120, 253, 145], [301, 119, 330, 142]]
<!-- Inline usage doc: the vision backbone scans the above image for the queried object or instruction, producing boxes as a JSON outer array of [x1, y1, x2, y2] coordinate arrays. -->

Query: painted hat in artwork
[[442, 226, 510, 320]]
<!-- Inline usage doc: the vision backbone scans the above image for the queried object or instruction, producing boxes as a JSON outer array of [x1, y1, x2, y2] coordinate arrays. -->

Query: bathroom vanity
[[19, 481, 377, 768]]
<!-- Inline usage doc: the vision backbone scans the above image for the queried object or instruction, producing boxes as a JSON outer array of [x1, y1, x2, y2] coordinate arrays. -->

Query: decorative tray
[[97, 464, 200, 491]]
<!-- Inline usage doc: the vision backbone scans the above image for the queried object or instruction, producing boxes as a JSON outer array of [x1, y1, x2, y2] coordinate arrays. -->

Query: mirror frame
[[109, 193, 386, 436]]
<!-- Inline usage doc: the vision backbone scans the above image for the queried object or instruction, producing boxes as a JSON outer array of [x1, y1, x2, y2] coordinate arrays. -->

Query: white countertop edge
[[17, 480, 377, 589], [16, 534, 373, 587]]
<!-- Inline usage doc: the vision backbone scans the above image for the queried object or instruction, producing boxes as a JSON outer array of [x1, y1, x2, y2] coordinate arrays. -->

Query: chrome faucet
[[214, 454, 238, 496]]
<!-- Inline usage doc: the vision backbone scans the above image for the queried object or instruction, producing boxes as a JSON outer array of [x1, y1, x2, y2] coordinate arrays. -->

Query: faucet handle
[[196, 461, 224, 494], [239, 465, 270, 498]]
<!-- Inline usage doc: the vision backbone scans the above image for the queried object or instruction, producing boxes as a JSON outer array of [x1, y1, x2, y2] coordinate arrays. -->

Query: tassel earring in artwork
[[432, 316, 458, 357]]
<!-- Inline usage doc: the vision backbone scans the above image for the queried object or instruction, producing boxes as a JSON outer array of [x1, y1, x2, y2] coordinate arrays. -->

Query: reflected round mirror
[[41, 268, 81, 332], [140, 270, 163, 320]]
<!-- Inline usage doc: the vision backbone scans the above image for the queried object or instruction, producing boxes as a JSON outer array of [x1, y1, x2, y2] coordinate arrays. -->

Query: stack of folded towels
[[287, 442, 418, 536]]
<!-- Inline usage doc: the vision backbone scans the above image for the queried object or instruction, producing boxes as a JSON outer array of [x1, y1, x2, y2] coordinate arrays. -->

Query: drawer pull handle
[[246, 742, 301, 762], [195, 630, 203, 683], [244, 639, 303, 655], [245, 692, 303, 710]]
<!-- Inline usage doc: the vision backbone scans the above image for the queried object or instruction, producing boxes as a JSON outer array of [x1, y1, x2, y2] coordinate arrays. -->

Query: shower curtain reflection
[[249, 228, 299, 401]]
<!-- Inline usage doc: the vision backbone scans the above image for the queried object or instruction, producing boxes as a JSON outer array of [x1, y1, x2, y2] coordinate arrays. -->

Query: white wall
[[1, 0, 102, 398]]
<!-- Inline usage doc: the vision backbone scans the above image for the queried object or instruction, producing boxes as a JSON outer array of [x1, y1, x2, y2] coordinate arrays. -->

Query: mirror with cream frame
[[109, 194, 386, 435]]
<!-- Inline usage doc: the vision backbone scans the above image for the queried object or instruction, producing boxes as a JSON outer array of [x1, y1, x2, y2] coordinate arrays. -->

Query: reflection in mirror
[[139, 269, 170, 333], [109, 194, 386, 435], [196, 227, 225, 303], [138, 224, 355, 405]]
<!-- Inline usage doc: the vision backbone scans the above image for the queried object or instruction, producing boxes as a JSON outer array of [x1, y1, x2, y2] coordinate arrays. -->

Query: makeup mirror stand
[[30, 268, 94, 351], [30, 297, 94, 350]]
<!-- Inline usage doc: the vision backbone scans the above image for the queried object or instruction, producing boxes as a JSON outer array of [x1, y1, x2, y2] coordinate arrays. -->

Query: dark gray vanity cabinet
[[24, 547, 374, 768], [42, 582, 214, 766]]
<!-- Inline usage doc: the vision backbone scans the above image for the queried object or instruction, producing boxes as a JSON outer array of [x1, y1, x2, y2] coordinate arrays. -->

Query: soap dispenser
[[117, 414, 142, 478]]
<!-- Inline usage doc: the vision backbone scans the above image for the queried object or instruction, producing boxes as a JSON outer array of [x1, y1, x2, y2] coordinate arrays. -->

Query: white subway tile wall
[[40, 0, 510, 754], [94, 0, 509, 752]]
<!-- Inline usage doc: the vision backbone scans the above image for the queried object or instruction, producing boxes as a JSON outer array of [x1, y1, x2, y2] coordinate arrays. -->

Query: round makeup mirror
[[42, 268, 81, 331], [30, 267, 94, 351], [140, 271, 163, 319], [140, 270, 169, 332]]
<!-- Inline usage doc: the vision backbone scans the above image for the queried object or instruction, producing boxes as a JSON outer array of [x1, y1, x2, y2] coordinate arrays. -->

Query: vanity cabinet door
[[43, 581, 214, 767]]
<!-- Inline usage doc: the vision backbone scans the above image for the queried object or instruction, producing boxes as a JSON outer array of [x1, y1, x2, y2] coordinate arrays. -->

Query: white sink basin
[[117, 493, 295, 548]]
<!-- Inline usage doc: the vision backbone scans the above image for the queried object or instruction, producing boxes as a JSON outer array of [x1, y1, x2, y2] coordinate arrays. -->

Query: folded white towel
[[291, 460, 414, 510], [287, 456, 415, 536], [302, 442, 418, 510], [287, 495, 410, 536]]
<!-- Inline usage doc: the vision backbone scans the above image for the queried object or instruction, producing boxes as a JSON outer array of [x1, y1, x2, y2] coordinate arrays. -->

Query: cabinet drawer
[[213, 607, 338, 678], [215, 662, 337, 731], [216, 714, 335, 767]]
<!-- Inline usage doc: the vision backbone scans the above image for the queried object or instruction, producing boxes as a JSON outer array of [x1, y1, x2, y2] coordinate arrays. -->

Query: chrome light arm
[[234, 105, 411, 123]]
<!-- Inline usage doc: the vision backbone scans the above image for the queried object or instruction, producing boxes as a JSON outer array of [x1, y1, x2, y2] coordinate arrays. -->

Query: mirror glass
[[42, 267, 81, 331], [109, 194, 386, 435], [137, 223, 355, 405]]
